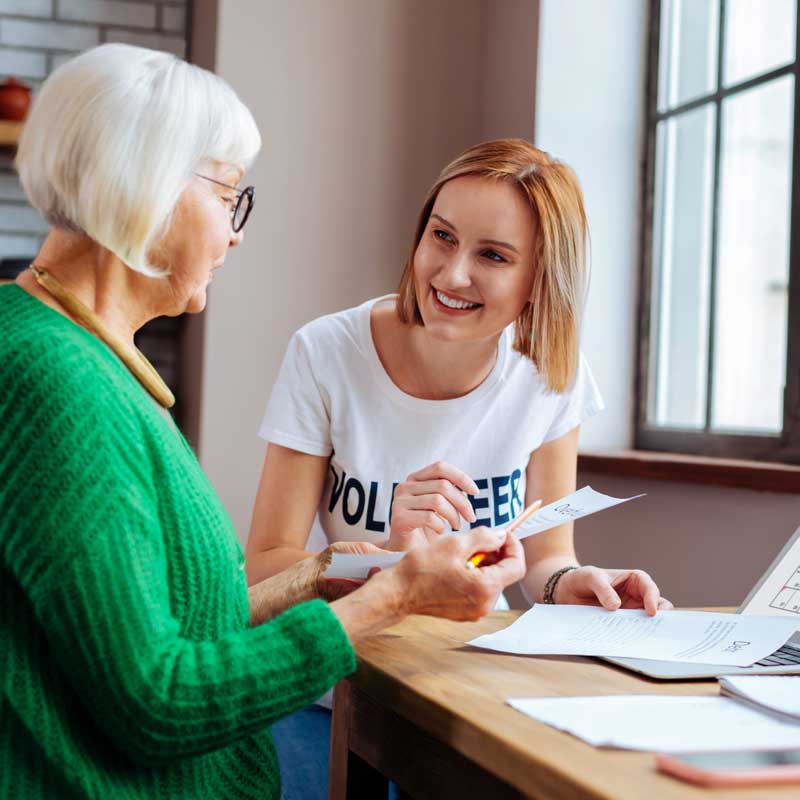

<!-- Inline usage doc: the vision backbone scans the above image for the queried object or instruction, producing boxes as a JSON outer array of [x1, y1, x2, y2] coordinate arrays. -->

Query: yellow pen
[[466, 498, 543, 569]]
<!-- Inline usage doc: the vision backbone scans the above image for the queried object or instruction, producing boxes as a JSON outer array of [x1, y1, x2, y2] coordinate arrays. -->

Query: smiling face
[[149, 161, 245, 315], [411, 174, 538, 344]]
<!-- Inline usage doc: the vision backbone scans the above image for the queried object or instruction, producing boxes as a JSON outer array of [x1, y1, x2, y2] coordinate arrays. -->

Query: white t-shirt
[[260, 295, 604, 550]]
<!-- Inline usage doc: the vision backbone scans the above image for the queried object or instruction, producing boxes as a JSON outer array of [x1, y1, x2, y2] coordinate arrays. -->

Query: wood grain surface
[[331, 610, 800, 800]]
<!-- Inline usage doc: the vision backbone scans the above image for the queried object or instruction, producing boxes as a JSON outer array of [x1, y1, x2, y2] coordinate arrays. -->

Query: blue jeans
[[273, 705, 406, 800], [273, 705, 333, 800]]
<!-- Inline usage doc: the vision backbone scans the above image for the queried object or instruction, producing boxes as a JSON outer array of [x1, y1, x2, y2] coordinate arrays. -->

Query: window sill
[[577, 450, 800, 493]]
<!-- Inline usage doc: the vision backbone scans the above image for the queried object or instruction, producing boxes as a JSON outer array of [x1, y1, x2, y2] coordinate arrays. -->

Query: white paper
[[468, 604, 800, 666], [323, 486, 644, 579], [720, 676, 800, 721], [508, 486, 644, 540], [324, 552, 404, 579], [507, 695, 800, 752]]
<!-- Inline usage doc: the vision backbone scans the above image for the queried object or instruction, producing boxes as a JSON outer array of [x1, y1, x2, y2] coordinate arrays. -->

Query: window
[[637, 0, 800, 461]]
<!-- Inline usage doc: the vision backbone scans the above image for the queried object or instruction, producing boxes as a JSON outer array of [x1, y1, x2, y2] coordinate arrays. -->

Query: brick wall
[[0, 0, 188, 256], [0, 0, 191, 424]]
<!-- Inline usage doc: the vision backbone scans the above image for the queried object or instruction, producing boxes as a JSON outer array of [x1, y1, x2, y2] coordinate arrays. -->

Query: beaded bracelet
[[542, 565, 578, 604]]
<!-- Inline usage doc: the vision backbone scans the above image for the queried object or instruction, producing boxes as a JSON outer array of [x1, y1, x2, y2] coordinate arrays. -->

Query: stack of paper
[[719, 676, 800, 723], [468, 604, 800, 667], [507, 695, 800, 752]]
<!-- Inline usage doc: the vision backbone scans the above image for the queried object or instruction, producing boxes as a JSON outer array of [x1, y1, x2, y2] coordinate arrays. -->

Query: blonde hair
[[15, 43, 261, 277], [397, 139, 588, 393]]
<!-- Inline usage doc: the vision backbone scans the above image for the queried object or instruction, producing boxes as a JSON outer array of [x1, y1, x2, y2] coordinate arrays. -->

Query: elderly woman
[[0, 44, 525, 799]]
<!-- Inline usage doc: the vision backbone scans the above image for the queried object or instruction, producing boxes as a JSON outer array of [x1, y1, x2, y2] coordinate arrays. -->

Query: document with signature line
[[468, 605, 800, 667]]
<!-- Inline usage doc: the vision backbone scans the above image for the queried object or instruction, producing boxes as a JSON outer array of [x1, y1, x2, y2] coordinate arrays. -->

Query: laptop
[[603, 526, 800, 679]]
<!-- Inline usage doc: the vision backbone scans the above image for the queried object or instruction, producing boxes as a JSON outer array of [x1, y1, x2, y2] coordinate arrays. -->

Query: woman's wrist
[[248, 556, 319, 625], [543, 564, 579, 604], [330, 568, 409, 642]]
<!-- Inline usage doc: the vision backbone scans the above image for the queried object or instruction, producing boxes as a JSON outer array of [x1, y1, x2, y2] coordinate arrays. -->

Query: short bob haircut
[[16, 43, 261, 277], [397, 139, 588, 394]]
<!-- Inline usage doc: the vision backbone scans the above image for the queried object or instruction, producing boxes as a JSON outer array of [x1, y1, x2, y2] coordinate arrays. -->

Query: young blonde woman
[[245, 139, 672, 799]]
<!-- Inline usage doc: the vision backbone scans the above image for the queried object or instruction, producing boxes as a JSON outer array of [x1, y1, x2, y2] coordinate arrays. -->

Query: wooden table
[[329, 611, 799, 800]]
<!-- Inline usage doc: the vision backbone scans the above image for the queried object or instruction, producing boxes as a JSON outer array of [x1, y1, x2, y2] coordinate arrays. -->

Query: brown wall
[[573, 472, 800, 608], [503, 472, 800, 610]]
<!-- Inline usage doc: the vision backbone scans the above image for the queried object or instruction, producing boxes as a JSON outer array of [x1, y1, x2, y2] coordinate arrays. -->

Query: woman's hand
[[394, 527, 526, 620], [315, 540, 388, 602], [385, 461, 479, 550], [330, 526, 526, 642], [249, 540, 388, 624], [554, 566, 673, 616]]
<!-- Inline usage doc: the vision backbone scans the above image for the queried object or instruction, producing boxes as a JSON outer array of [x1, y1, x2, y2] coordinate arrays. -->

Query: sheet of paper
[[324, 552, 404, 579], [720, 676, 800, 720], [468, 604, 800, 666], [324, 486, 644, 579], [507, 695, 800, 752], [507, 486, 644, 540]]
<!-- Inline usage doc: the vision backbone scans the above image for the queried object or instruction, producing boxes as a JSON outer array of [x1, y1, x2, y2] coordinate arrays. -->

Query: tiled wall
[[0, 0, 191, 423]]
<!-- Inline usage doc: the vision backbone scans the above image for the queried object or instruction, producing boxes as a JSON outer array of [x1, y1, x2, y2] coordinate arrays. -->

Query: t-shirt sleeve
[[259, 330, 333, 457], [541, 352, 605, 444]]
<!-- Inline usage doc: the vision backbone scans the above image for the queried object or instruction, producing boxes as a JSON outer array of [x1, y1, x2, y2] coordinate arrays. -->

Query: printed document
[[468, 605, 800, 667], [508, 486, 644, 540], [507, 695, 800, 752], [324, 487, 643, 579]]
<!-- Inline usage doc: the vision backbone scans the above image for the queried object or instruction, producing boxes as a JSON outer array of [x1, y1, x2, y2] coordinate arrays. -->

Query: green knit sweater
[[0, 284, 356, 799]]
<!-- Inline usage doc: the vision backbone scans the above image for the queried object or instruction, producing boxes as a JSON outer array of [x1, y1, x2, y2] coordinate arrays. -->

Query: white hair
[[15, 43, 261, 276]]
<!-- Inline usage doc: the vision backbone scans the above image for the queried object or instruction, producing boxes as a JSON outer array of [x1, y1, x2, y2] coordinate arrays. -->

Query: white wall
[[535, 0, 647, 451], [201, 0, 540, 541]]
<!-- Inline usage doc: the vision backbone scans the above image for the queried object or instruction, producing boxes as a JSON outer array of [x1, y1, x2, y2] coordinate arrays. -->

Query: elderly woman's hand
[[392, 527, 525, 621], [314, 541, 388, 602], [330, 527, 526, 641], [248, 540, 389, 624]]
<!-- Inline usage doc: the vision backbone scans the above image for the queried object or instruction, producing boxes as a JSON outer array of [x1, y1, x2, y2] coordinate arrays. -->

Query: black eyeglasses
[[194, 173, 255, 233]]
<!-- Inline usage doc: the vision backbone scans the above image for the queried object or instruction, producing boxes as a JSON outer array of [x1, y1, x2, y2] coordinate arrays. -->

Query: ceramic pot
[[0, 77, 31, 122]]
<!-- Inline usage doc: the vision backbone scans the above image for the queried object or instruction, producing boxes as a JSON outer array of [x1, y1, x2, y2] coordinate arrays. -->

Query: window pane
[[724, 0, 796, 87], [648, 105, 716, 428], [658, 0, 719, 111], [712, 76, 794, 433]]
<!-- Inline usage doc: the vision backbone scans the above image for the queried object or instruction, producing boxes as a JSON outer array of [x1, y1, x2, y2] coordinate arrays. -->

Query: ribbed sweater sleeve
[[32, 555, 354, 766], [2, 325, 356, 768]]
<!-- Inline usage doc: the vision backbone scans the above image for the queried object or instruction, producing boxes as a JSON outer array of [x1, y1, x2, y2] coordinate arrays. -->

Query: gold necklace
[[29, 264, 176, 409]]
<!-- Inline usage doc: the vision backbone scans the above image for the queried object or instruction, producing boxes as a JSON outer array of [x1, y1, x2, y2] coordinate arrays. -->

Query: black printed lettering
[[388, 482, 399, 523], [469, 478, 491, 528], [328, 465, 346, 513], [492, 475, 510, 526], [365, 481, 386, 532], [342, 478, 366, 525], [510, 469, 522, 517]]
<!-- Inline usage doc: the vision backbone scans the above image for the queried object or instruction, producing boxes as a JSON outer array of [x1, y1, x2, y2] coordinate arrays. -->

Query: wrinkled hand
[[554, 566, 673, 616], [315, 541, 388, 602], [386, 460, 479, 551], [393, 526, 526, 621]]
